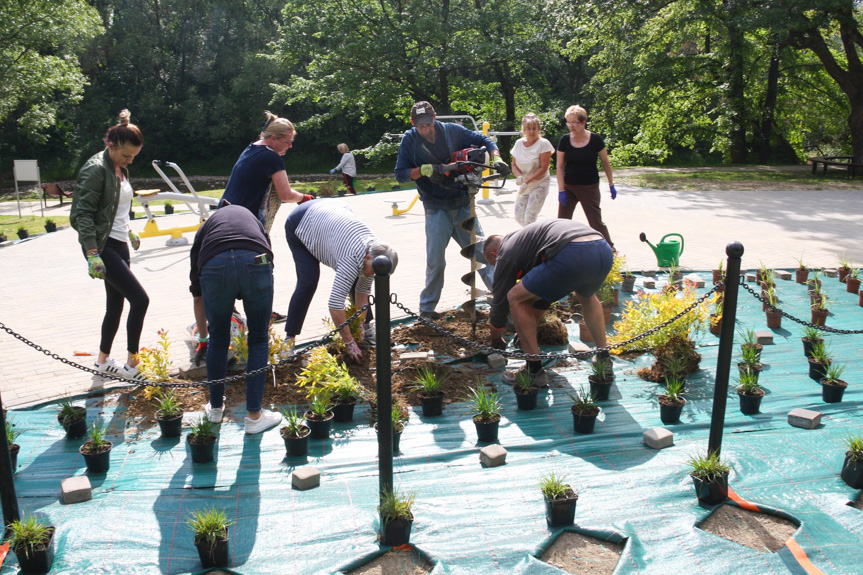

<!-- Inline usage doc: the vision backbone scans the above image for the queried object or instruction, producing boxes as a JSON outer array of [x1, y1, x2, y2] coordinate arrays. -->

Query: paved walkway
[[1, 177, 861, 408]]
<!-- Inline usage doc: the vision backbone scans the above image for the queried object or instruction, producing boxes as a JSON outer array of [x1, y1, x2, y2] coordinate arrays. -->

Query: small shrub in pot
[[378, 487, 416, 546], [154, 389, 183, 437], [279, 406, 311, 457], [841, 435, 863, 489], [687, 451, 730, 505], [188, 506, 233, 568], [540, 470, 578, 527], [7, 515, 55, 573]]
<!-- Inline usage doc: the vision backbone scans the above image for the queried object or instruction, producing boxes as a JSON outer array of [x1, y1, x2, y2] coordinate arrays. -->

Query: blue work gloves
[[128, 230, 140, 251], [87, 254, 106, 279], [329, 169, 336, 174], [493, 160, 511, 177], [610, 184, 617, 200], [558, 190, 568, 206], [420, 164, 446, 184]]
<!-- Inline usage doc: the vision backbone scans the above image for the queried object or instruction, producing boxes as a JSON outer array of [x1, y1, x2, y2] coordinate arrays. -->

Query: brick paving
[[1, 176, 861, 408]]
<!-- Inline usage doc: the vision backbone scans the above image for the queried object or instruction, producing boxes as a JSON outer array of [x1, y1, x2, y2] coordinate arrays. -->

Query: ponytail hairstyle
[[259, 111, 295, 141], [103, 109, 143, 148]]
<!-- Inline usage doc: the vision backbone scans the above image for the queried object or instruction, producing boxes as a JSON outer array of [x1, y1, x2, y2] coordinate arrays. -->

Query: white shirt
[[109, 177, 134, 242], [510, 137, 555, 182]]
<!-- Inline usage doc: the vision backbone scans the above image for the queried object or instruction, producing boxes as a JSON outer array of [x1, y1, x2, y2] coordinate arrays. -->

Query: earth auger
[[435, 146, 510, 336]]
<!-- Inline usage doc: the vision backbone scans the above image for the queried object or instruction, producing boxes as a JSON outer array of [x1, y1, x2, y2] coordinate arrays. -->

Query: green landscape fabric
[[2, 272, 862, 574]]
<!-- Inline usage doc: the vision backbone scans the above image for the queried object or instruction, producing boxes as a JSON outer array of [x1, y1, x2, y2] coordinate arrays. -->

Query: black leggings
[[98, 238, 149, 355]]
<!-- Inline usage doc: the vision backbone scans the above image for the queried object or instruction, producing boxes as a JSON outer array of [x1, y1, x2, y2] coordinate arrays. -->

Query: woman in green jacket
[[70, 109, 148, 380]]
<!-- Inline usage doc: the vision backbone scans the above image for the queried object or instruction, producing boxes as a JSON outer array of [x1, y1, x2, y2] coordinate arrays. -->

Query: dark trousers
[[99, 237, 149, 355], [284, 201, 318, 338], [558, 182, 614, 249], [342, 173, 357, 195]]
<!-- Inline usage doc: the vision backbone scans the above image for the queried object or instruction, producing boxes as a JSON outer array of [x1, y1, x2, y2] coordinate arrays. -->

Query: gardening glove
[[330, 169, 336, 174], [298, 194, 315, 204], [128, 230, 141, 250], [515, 176, 524, 186], [610, 184, 617, 200], [490, 336, 507, 350], [558, 190, 568, 206], [87, 254, 106, 279], [493, 160, 511, 177], [345, 340, 363, 363], [194, 338, 208, 366], [420, 164, 447, 183]]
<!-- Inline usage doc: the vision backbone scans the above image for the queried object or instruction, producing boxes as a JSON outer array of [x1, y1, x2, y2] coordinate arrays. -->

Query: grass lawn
[[0, 215, 70, 239], [616, 168, 863, 191]]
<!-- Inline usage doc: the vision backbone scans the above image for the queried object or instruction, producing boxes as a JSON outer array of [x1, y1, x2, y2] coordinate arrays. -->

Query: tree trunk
[[726, 22, 748, 164], [756, 42, 782, 163]]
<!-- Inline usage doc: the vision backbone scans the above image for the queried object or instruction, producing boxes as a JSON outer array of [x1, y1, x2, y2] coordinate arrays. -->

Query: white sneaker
[[204, 396, 226, 423], [278, 337, 296, 360], [120, 363, 146, 381], [244, 409, 282, 434], [94, 358, 122, 375]]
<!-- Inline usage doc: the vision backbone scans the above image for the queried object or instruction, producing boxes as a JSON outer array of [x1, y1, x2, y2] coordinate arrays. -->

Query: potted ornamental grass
[[794, 256, 809, 284], [279, 407, 311, 457], [808, 341, 832, 382], [569, 386, 600, 434], [16, 227, 29, 240], [378, 487, 416, 546], [658, 378, 686, 424], [540, 470, 578, 527], [44, 219, 57, 233], [661, 353, 687, 389], [737, 345, 763, 383], [840, 435, 863, 489], [621, 268, 636, 292], [57, 397, 87, 439], [764, 288, 782, 329], [736, 371, 765, 415], [411, 364, 447, 417], [6, 418, 22, 473], [801, 326, 824, 359], [588, 356, 614, 401], [188, 506, 233, 568], [304, 392, 334, 439], [739, 328, 763, 361], [687, 451, 730, 505], [512, 368, 541, 411], [810, 293, 831, 326], [846, 268, 861, 293], [79, 421, 113, 473], [329, 374, 362, 423], [820, 362, 848, 403], [163, 201, 175, 215], [7, 515, 55, 574], [837, 253, 852, 283], [154, 389, 183, 438], [187, 415, 218, 463], [463, 382, 502, 443]]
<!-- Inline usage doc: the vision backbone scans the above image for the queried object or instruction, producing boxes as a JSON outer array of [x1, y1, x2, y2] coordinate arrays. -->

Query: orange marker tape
[[784, 538, 826, 575]]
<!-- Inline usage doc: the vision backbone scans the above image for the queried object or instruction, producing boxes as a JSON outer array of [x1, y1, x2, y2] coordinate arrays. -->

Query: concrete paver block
[[641, 270, 658, 277], [61, 475, 92, 504], [178, 362, 207, 380], [292, 466, 321, 490], [788, 408, 821, 429], [745, 272, 757, 282], [568, 341, 591, 354], [775, 270, 792, 281], [643, 427, 673, 449], [754, 330, 773, 345], [487, 353, 507, 369], [823, 268, 838, 277], [684, 274, 705, 288], [643, 280, 656, 289], [400, 351, 429, 361], [479, 444, 507, 467]]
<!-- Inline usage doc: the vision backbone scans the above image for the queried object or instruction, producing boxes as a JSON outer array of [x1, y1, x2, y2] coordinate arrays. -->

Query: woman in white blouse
[[509, 114, 555, 226]]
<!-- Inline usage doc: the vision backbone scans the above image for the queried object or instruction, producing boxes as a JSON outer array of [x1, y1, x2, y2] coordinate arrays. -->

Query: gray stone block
[[479, 444, 507, 467], [745, 272, 757, 282], [643, 280, 656, 289], [823, 268, 838, 278], [61, 475, 92, 504], [684, 274, 705, 288], [754, 330, 774, 345], [788, 408, 821, 429], [292, 466, 321, 490], [568, 341, 591, 354], [641, 270, 658, 277], [178, 362, 207, 380], [487, 353, 507, 369], [643, 427, 673, 449], [400, 351, 429, 361], [775, 270, 792, 281]]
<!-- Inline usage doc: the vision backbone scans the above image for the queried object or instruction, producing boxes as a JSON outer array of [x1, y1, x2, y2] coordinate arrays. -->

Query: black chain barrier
[[739, 279, 863, 335], [390, 284, 723, 361], [0, 301, 373, 389]]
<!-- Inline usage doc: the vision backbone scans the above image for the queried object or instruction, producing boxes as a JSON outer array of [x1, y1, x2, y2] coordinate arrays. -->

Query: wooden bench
[[41, 183, 74, 207], [808, 156, 863, 178]]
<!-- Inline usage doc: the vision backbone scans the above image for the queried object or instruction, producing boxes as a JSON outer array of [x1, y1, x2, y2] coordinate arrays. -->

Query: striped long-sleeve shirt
[[295, 200, 375, 309]]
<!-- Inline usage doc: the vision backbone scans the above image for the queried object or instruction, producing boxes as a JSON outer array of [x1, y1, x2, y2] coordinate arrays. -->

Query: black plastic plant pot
[[473, 417, 500, 443], [571, 409, 598, 434], [14, 527, 55, 574], [381, 518, 412, 547], [737, 363, 762, 383], [10, 443, 19, 473], [621, 276, 636, 292], [45, 222, 57, 233], [420, 393, 444, 417], [305, 411, 334, 439], [802, 337, 823, 358], [164, 204, 174, 215], [195, 532, 229, 568], [187, 434, 216, 463], [588, 377, 613, 401], [691, 473, 728, 505], [331, 401, 356, 423], [659, 400, 685, 425], [514, 388, 539, 411], [373, 424, 403, 453], [79, 441, 112, 474], [16, 229, 29, 239], [281, 426, 311, 457], [738, 392, 763, 415], [545, 494, 578, 527], [808, 359, 830, 381], [820, 381, 847, 403], [59, 407, 87, 439], [841, 456, 863, 489], [156, 413, 183, 438]]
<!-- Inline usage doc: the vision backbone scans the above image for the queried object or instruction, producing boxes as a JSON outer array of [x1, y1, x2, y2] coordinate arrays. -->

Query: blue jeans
[[200, 249, 273, 412], [420, 206, 494, 313]]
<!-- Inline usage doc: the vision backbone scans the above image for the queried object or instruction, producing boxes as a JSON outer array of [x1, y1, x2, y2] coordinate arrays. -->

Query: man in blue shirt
[[394, 101, 508, 319]]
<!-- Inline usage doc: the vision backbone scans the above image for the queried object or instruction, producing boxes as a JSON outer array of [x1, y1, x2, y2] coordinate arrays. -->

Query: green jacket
[[70, 149, 127, 253]]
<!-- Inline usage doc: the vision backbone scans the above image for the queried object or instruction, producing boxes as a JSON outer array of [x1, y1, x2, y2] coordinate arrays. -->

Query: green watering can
[[639, 232, 685, 267]]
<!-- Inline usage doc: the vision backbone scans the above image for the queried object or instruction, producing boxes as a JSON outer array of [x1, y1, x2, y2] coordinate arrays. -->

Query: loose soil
[[698, 504, 798, 552], [539, 531, 625, 574], [346, 548, 433, 575]]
